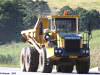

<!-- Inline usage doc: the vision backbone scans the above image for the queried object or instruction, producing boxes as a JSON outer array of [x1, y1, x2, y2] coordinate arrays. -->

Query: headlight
[[54, 48, 63, 55], [86, 50, 89, 54], [82, 50, 86, 53], [58, 49, 62, 53], [55, 49, 58, 53], [82, 50, 89, 54]]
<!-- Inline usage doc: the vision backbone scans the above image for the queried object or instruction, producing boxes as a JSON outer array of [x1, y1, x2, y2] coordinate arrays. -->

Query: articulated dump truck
[[20, 14, 91, 74]]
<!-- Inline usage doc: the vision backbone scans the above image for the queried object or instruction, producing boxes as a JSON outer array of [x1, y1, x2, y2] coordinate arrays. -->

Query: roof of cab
[[47, 15, 80, 19]]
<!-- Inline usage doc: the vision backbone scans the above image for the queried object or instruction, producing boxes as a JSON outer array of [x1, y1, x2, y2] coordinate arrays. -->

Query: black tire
[[76, 58, 90, 74], [43, 59, 53, 73], [20, 47, 26, 72], [38, 48, 53, 73], [60, 65, 73, 73], [25, 47, 39, 72], [56, 65, 62, 72]]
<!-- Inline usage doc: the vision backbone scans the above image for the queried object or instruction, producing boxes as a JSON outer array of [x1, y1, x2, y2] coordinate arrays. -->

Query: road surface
[[0, 67, 100, 75]]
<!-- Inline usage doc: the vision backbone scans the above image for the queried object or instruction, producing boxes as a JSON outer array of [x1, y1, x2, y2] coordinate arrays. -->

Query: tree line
[[0, 0, 47, 44], [0, 0, 99, 44], [59, 6, 100, 31]]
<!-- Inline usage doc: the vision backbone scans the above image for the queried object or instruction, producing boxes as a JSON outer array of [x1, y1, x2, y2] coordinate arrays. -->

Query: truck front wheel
[[38, 48, 53, 73], [56, 65, 61, 72], [76, 58, 90, 74]]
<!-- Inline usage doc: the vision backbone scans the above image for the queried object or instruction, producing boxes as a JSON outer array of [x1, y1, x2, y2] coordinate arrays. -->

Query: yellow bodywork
[[57, 33, 65, 48]]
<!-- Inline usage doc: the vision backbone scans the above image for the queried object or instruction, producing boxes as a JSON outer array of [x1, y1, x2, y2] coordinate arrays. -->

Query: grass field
[[90, 30, 100, 67], [48, 0, 100, 11], [0, 30, 100, 68], [0, 42, 29, 67]]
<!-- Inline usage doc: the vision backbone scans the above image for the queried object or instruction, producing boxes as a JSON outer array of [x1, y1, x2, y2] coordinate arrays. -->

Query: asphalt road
[[0, 67, 100, 75]]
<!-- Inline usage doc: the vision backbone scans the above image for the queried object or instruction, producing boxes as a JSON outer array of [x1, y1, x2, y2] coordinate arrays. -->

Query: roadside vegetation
[[0, 42, 29, 67], [90, 30, 100, 68]]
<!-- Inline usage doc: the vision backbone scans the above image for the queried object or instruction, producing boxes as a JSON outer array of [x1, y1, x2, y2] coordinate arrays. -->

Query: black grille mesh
[[65, 39, 80, 52]]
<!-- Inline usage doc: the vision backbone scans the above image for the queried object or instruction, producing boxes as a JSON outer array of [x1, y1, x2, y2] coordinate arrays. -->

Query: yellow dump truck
[[20, 14, 91, 74]]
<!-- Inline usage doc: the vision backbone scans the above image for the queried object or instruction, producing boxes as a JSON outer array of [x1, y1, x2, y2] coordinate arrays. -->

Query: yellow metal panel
[[57, 33, 60, 48], [61, 38, 65, 48], [47, 15, 80, 19], [59, 35, 61, 48], [51, 32, 57, 40], [57, 33, 64, 48], [80, 39, 83, 48], [42, 18, 49, 29], [46, 48, 54, 58]]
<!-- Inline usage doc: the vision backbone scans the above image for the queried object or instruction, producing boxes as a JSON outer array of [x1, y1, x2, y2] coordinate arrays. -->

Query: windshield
[[55, 18, 77, 32]]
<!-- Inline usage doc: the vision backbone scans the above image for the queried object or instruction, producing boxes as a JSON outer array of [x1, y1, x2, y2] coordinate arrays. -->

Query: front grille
[[65, 39, 80, 53]]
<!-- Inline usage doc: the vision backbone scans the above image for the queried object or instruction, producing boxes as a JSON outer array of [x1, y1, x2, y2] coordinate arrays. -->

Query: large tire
[[25, 47, 39, 72], [56, 65, 62, 72], [76, 58, 90, 74], [60, 65, 73, 73], [38, 48, 53, 73], [20, 47, 26, 71], [43, 59, 53, 73]]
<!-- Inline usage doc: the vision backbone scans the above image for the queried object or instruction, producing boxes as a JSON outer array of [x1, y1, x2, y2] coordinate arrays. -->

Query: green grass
[[0, 42, 29, 67], [0, 64, 19, 68], [90, 30, 100, 67], [90, 30, 100, 50], [48, 0, 100, 11], [0, 30, 100, 68]]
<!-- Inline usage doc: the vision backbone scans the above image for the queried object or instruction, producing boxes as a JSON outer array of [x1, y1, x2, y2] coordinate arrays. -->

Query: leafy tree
[[79, 9, 100, 31], [73, 7, 87, 15], [21, 0, 38, 29], [59, 6, 73, 15], [0, 0, 25, 43], [89, 10, 100, 29], [0, 0, 50, 43]]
